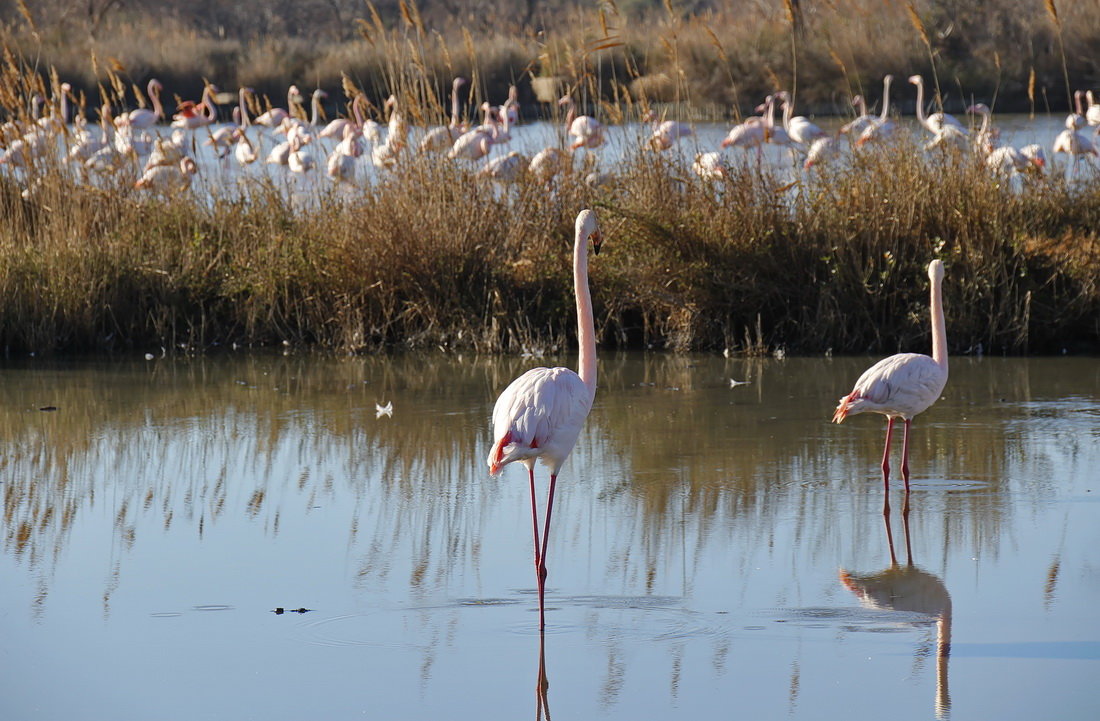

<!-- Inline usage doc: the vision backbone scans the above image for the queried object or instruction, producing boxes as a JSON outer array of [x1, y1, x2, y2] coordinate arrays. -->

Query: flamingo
[[777, 91, 827, 146], [449, 103, 497, 161], [135, 157, 197, 192], [832, 259, 948, 516], [1052, 125, 1098, 176], [803, 135, 840, 170], [487, 209, 603, 630], [288, 130, 315, 173], [529, 146, 571, 182], [479, 150, 528, 182], [171, 85, 217, 129], [418, 78, 469, 151], [855, 75, 897, 147], [1086, 91, 1100, 126], [559, 95, 605, 150], [1065, 90, 1087, 130], [254, 86, 301, 128], [326, 123, 362, 182], [909, 75, 966, 139], [692, 151, 728, 179], [720, 113, 766, 158], [124, 79, 165, 129], [839, 94, 876, 139], [985, 143, 1045, 175], [645, 110, 693, 151], [965, 103, 998, 154]]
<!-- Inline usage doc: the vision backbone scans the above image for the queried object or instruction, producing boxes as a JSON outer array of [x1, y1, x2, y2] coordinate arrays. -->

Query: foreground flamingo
[[487, 209, 603, 630], [832, 260, 948, 516]]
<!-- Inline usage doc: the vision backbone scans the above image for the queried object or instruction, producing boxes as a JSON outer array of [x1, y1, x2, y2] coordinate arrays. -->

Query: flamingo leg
[[901, 418, 913, 517], [881, 417, 895, 515], [536, 473, 558, 629], [882, 512, 898, 567], [529, 465, 542, 578]]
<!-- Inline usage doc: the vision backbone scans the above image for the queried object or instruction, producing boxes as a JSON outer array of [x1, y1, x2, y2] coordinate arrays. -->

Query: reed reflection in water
[[0, 352, 1097, 720]]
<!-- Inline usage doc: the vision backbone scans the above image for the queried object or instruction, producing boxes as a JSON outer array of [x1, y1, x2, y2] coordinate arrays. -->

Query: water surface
[[1, 353, 1097, 720]]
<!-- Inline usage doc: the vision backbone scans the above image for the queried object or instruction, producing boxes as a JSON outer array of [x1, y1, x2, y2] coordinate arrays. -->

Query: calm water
[[1, 352, 1098, 720]]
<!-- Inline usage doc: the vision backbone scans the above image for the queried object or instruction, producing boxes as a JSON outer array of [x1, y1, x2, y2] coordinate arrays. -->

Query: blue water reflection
[[0, 353, 1096, 720]]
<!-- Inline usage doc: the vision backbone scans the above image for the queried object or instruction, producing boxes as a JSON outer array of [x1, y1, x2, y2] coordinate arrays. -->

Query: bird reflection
[[535, 632, 551, 721], [840, 513, 952, 719]]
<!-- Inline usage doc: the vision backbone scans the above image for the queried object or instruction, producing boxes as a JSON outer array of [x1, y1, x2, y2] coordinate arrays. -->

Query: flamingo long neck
[[352, 95, 365, 131], [854, 95, 867, 117], [150, 80, 164, 120], [913, 78, 930, 129], [238, 88, 250, 128], [781, 94, 792, 132], [449, 83, 461, 129], [931, 272, 948, 372], [574, 227, 597, 397], [564, 98, 576, 133], [311, 94, 321, 126], [764, 96, 776, 131], [978, 108, 989, 139], [202, 87, 216, 121], [880, 77, 892, 122]]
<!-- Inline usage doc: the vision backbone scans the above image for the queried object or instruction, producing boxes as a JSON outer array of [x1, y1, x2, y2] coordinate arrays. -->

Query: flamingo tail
[[832, 392, 859, 423], [487, 431, 513, 476]]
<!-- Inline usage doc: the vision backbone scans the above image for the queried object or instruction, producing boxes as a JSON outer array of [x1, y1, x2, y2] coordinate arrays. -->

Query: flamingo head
[[908, 74, 922, 86], [720, 137, 732, 148], [557, 95, 573, 108], [851, 94, 863, 107], [928, 259, 945, 284], [453, 77, 468, 89], [576, 209, 602, 255], [313, 88, 327, 100]]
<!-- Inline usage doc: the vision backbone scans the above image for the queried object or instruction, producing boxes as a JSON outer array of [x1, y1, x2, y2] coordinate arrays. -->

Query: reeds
[[2, 129, 1098, 357]]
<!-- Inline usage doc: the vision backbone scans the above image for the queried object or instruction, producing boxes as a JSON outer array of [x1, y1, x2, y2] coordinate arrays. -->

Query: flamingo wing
[[489, 366, 592, 475], [835, 353, 947, 422]]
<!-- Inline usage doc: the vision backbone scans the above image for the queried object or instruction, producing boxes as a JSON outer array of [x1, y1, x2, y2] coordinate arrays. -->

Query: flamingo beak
[[591, 230, 603, 255]]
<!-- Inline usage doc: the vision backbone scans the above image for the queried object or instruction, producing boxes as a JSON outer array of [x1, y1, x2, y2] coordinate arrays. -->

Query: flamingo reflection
[[840, 513, 952, 719], [535, 632, 551, 721]]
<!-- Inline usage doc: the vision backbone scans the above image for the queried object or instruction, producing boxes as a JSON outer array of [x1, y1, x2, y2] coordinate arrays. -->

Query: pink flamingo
[[558, 95, 604, 150], [171, 85, 217, 129], [254, 85, 301, 128], [832, 260, 948, 516], [124, 79, 165, 129], [487, 209, 603, 630]]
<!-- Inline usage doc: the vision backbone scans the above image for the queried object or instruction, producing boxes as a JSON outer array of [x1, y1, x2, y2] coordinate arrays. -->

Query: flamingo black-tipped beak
[[591, 230, 603, 255]]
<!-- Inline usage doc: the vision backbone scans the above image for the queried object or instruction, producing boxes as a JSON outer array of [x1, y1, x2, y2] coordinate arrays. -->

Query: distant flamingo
[[832, 260, 948, 516], [487, 209, 603, 630], [124, 79, 165, 129], [645, 110, 693, 151], [418, 77, 469, 152], [909, 75, 967, 140], [839, 93, 876, 139], [171, 85, 217, 129], [777, 90, 827, 146], [855, 75, 897, 147], [254, 86, 301, 128], [559, 95, 605, 150]]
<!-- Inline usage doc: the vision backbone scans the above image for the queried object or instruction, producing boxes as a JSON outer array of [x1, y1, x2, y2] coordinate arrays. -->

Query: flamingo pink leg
[[881, 417, 896, 515], [536, 474, 558, 629], [529, 466, 542, 584], [901, 419, 913, 516]]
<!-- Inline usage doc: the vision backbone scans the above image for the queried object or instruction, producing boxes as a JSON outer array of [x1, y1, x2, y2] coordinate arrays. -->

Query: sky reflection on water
[[0, 353, 1097, 720]]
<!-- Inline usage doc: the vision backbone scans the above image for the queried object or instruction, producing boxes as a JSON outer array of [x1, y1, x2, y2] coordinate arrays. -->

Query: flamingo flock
[[6, 73, 1098, 197]]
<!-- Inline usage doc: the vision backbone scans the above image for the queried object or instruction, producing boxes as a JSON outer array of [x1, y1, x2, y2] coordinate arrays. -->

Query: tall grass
[[2, 129, 1098, 357]]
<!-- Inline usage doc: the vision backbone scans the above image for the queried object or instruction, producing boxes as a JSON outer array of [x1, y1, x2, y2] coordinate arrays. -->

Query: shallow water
[[1, 352, 1098, 720]]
